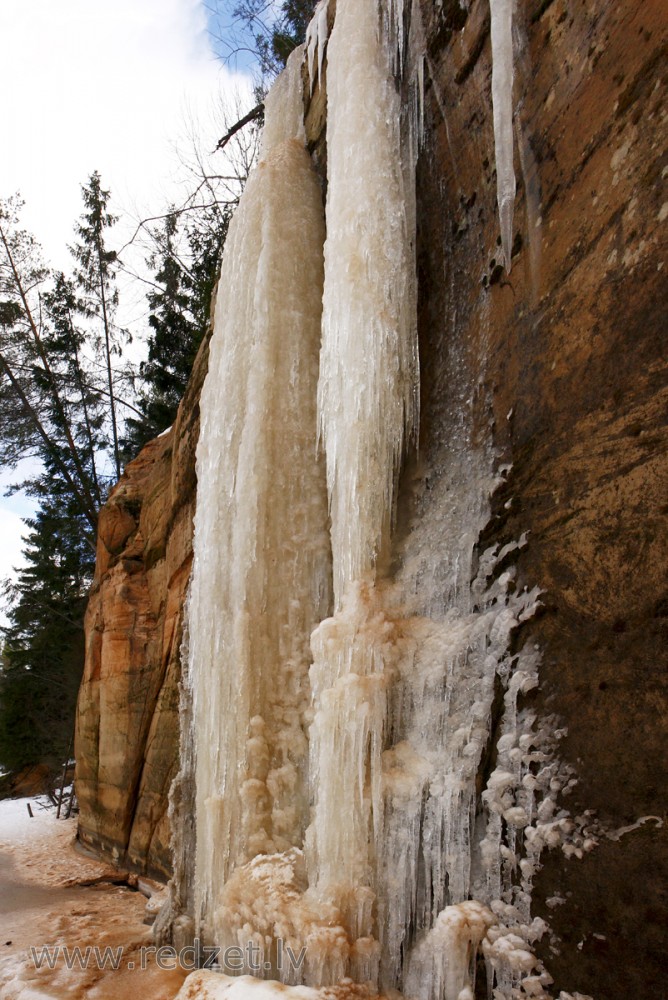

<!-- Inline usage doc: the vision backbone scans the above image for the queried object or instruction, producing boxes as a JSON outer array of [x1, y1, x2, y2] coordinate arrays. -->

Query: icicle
[[384, 0, 405, 73], [303, 0, 418, 981], [307, 586, 398, 919], [305, 0, 330, 95], [490, 0, 516, 271]]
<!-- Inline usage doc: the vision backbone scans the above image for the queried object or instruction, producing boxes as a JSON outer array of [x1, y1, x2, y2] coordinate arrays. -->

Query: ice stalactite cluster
[[188, 43, 332, 946], [403, 900, 495, 1000], [490, 0, 517, 271], [181, 1, 590, 999]]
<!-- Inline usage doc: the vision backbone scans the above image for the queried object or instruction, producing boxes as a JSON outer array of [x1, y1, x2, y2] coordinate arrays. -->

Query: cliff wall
[[412, 0, 666, 993], [74, 0, 666, 991], [74, 342, 208, 878]]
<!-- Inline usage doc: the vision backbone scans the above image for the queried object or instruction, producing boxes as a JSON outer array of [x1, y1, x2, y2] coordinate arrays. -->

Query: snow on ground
[[0, 799, 393, 1000], [0, 795, 109, 887], [176, 973, 321, 999], [0, 796, 188, 999], [0, 800, 420, 1000], [175, 972, 381, 999]]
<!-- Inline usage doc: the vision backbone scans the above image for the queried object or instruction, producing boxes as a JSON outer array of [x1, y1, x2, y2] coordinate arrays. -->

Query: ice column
[[306, 0, 418, 975], [188, 46, 332, 944], [317, 0, 418, 608]]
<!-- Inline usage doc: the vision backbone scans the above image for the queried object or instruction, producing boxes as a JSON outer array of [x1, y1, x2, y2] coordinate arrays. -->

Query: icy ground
[[0, 796, 187, 999], [0, 797, 374, 1000]]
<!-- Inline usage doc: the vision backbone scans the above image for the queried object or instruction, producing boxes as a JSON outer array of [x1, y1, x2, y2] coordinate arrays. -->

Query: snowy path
[[0, 797, 187, 999], [0, 843, 84, 953]]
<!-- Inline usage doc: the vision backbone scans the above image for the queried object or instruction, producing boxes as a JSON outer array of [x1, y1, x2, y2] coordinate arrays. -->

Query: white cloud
[[0, 506, 28, 629], [0, 505, 26, 570], [0, 0, 254, 595], [0, 0, 252, 266], [0, 462, 41, 625]]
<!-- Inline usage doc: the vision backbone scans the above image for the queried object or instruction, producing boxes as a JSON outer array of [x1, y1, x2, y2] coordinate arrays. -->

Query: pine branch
[[0, 348, 97, 532]]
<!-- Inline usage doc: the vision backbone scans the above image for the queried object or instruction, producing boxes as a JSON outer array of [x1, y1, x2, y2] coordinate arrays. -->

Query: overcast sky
[[0, 0, 253, 616]]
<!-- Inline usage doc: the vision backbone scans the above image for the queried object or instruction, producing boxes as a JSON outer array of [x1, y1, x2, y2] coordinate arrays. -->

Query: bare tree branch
[[214, 102, 264, 153]]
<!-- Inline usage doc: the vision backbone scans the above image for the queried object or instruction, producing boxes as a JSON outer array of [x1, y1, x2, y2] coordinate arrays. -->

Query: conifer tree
[[0, 187, 128, 782], [0, 493, 90, 775], [209, 0, 317, 79], [43, 273, 106, 510], [0, 198, 105, 538], [265, 0, 317, 70], [122, 204, 230, 458], [70, 172, 128, 481]]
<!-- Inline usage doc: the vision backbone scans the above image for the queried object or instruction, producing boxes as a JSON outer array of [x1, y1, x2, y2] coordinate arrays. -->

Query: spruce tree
[[0, 187, 128, 782], [122, 205, 230, 459], [43, 273, 106, 511], [266, 0, 318, 70], [0, 198, 105, 537], [219, 0, 318, 78], [0, 493, 91, 776], [70, 172, 127, 481]]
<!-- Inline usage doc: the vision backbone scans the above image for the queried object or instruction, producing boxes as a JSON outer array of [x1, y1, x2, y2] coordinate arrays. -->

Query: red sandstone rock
[[74, 340, 208, 879]]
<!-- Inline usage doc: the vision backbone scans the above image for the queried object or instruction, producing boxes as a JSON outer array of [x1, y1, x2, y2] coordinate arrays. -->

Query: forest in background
[[0, 0, 317, 793]]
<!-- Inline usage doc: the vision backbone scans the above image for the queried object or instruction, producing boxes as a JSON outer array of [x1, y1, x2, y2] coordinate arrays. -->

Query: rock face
[[75, 341, 208, 878], [75, 0, 666, 992], [412, 0, 667, 995]]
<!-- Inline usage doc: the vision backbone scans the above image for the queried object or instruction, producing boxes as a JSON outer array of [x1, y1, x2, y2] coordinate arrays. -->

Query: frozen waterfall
[[188, 44, 332, 949], [178, 1, 587, 998]]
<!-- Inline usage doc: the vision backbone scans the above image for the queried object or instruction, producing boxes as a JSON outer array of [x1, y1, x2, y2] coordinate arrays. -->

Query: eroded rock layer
[[413, 0, 667, 994]]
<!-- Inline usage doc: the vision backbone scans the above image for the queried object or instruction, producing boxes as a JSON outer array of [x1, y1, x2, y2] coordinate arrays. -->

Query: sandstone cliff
[[75, 0, 666, 993], [75, 340, 208, 878]]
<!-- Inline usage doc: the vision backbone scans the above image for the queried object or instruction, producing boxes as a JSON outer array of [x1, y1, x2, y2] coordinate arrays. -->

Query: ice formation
[[188, 43, 332, 945], [404, 901, 495, 1000], [305, 0, 419, 975], [305, 0, 330, 94], [490, 0, 516, 270], [180, 2, 588, 999], [317, 0, 418, 607]]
